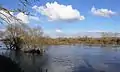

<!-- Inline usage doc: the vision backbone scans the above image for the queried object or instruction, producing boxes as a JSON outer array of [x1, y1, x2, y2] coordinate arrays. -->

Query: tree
[[0, 0, 47, 53], [2, 22, 45, 52]]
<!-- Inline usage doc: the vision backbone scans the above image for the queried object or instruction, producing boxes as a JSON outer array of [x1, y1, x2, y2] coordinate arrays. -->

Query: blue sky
[[0, 0, 120, 37]]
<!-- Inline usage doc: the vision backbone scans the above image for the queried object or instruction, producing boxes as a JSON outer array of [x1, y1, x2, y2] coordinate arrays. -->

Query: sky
[[0, 0, 120, 37]]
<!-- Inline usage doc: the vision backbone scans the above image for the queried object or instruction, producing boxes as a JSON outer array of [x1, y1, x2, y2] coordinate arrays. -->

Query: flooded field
[[1, 45, 120, 72]]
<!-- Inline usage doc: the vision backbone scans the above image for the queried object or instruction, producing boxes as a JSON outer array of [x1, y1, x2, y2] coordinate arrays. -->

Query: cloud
[[56, 29, 62, 33], [0, 28, 6, 31], [0, 10, 40, 24], [91, 6, 116, 17], [32, 2, 85, 21], [0, 10, 13, 23], [16, 12, 29, 23], [0, 10, 29, 24], [16, 13, 40, 23]]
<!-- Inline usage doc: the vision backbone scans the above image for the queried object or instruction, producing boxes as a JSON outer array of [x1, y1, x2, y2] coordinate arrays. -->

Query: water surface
[[1, 45, 120, 72]]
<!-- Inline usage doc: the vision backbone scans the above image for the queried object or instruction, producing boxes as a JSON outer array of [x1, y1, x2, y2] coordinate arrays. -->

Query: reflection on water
[[0, 55, 22, 72], [1, 45, 120, 72]]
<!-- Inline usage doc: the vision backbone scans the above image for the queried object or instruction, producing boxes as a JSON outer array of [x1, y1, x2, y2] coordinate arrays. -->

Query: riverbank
[[43, 37, 120, 46]]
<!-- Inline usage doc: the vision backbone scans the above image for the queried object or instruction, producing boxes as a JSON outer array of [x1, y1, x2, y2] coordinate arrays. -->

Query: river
[[1, 45, 120, 72]]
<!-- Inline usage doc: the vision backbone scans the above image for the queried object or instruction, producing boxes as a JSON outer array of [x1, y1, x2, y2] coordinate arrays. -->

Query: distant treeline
[[43, 37, 120, 45]]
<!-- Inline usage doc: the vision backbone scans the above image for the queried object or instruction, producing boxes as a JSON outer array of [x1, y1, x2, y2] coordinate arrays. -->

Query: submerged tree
[[2, 21, 45, 52], [0, 0, 46, 53]]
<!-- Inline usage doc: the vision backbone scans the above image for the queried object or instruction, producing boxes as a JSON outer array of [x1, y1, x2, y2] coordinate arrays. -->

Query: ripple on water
[[1, 45, 120, 72]]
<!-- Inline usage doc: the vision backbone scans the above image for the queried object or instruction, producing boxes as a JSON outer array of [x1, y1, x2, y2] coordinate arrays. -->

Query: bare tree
[[0, 0, 46, 53]]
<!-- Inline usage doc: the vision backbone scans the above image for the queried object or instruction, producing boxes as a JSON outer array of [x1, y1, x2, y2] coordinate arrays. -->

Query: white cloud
[[0, 10, 12, 23], [91, 6, 116, 17], [56, 29, 62, 33], [0, 10, 40, 24], [0, 10, 29, 24], [0, 28, 6, 31], [32, 2, 85, 21], [16, 12, 29, 23], [16, 13, 40, 23]]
